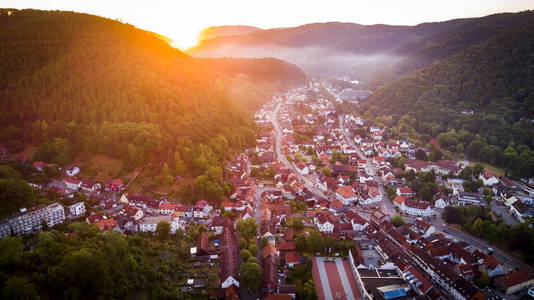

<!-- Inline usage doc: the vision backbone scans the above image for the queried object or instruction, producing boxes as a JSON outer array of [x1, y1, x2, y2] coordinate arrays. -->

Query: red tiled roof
[[285, 251, 300, 264]]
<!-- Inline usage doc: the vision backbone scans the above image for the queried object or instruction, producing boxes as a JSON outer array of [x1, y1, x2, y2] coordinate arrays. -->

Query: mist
[[188, 44, 404, 81]]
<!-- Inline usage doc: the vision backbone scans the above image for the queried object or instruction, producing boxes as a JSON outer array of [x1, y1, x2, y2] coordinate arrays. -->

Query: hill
[[187, 20, 469, 78], [0, 9, 305, 203], [196, 25, 260, 42], [200, 57, 307, 109], [368, 11, 534, 88], [361, 19, 534, 177]]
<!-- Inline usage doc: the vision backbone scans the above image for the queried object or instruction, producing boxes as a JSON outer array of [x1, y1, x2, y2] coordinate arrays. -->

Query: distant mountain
[[0, 9, 304, 199], [196, 25, 260, 42], [362, 16, 534, 177], [188, 12, 534, 83], [187, 20, 469, 79]]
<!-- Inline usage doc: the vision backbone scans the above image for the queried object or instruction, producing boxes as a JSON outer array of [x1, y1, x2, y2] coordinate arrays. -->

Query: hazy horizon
[[2, 0, 533, 49]]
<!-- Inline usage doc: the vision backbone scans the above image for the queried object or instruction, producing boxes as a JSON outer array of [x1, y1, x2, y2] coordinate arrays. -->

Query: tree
[[418, 185, 433, 202], [1, 276, 40, 300], [260, 236, 269, 248], [475, 271, 491, 288], [473, 163, 484, 176], [321, 168, 332, 177], [442, 207, 463, 224], [238, 237, 249, 250], [155, 221, 171, 241], [392, 215, 405, 227], [240, 249, 252, 262], [240, 262, 261, 292], [248, 243, 258, 256], [41, 219, 49, 231], [291, 219, 304, 231], [236, 218, 258, 241]]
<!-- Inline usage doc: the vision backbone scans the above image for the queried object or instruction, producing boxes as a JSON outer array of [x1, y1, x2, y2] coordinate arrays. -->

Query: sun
[[169, 32, 199, 51]]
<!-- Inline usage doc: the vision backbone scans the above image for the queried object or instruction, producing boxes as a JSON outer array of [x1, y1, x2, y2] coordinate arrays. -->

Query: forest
[[0, 9, 305, 204], [362, 17, 534, 178], [0, 221, 211, 299], [443, 205, 534, 265]]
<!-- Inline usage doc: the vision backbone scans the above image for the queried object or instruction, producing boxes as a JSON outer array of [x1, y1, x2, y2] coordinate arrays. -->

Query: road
[[270, 98, 329, 200], [338, 114, 396, 216]]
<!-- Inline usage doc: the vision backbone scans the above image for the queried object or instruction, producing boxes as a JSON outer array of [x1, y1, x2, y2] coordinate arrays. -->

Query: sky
[[2, 0, 533, 49]]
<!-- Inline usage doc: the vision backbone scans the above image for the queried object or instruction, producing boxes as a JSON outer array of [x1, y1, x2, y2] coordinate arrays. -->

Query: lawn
[[469, 161, 505, 176], [75, 153, 124, 181]]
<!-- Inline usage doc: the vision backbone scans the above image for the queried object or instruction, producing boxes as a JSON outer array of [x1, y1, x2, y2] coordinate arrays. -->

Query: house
[[510, 200, 531, 223], [211, 217, 229, 235], [63, 178, 82, 190], [94, 218, 119, 231], [219, 226, 240, 289], [411, 220, 435, 238], [393, 196, 406, 208], [193, 199, 212, 219], [348, 212, 369, 231], [295, 162, 309, 175], [494, 269, 534, 295], [479, 170, 499, 186], [138, 215, 184, 233], [400, 200, 434, 217], [335, 185, 358, 205], [68, 202, 86, 216], [314, 212, 335, 234], [285, 251, 300, 268], [433, 190, 450, 209], [81, 179, 101, 193], [396, 187, 414, 197], [479, 255, 505, 278], [65, 165, 80, 177], [106, 178, 124, 192], [241, 207, 254, 220], [456, 192, 485, 206]]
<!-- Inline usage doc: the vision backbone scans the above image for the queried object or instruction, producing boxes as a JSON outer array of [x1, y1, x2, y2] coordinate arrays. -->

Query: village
[[1, 80, 534, 300]]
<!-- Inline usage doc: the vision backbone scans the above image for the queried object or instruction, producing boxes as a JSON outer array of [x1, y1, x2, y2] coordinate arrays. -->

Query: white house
[[194, 199, 212, 219], [401, 200, 434, 217], [63, 178, 82, 190], [479, 170, 499, 186], [68, 202, 86, 216], [295, 162, 309, 175], [336, 185, 358, 205], [65, 166, 80, 177], [138, 216, 184, 234], [314, 213, 335, 233], [411, 219, 435, 238]]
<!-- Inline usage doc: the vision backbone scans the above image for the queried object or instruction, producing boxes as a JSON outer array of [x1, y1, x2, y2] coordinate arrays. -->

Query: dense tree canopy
[[363, 18, 534, 177]]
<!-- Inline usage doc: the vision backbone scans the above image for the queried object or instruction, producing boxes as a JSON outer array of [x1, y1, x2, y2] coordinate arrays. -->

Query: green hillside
[[362, 20, 534, 177], [0, 9, 305, 202]]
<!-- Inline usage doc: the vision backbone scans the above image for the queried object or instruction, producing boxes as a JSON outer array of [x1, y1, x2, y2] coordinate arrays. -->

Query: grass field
[[75, 153, 124, 182], [469, 161, 505, 176]]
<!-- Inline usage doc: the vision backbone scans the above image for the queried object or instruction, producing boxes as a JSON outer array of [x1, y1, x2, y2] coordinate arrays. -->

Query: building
[[336, 185, 358, 205], [494, 269, 534, 295], [0, 203, 65, 238], [456, 192, 485, 206], [138, 215, 184, 234], [68, 202, 86, 216], [194, 199, 212, 219], [65, 165, 80, 176], [314, 212, 335, 234], [400, 200, 434, 217]]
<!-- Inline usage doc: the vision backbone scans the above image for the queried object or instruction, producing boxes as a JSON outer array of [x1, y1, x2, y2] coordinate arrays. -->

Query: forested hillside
[[0, 9, 304, 203], [369, 11, 534, 88], [362, 21, 534, 177]]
